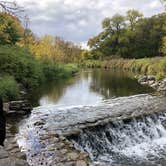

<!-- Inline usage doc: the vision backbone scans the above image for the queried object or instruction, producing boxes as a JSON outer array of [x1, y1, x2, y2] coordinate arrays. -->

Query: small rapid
[[15, 70, 165, 166], [16, 94, 166, 166], [70, 112, 166, 166]]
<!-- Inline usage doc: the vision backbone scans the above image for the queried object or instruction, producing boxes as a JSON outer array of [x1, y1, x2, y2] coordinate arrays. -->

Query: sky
[[12, 0, 165, 46]]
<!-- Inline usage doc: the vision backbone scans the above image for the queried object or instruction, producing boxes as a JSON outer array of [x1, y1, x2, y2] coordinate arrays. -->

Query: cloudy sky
[[13, 0, 165, 45]]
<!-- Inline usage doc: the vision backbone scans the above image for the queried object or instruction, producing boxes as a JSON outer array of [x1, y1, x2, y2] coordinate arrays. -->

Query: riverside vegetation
[[0, 5, 166, 100], [0, 12, 80, 101], [81, 9, 166, 80], [80, 57, 166, 80]]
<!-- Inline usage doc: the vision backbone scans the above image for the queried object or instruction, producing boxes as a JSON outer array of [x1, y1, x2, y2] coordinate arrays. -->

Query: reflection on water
[[29, 69, 153, 107], [90, 70, 153, 98]]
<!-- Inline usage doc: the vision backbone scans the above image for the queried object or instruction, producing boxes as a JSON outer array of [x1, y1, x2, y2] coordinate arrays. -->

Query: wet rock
[[34, 121, 45, 126], [138, 76, 147, 83]]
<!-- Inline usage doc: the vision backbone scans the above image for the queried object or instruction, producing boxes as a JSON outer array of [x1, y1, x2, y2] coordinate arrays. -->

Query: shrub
[[0, 45, 44, 88], [0, 75, 19, 100]]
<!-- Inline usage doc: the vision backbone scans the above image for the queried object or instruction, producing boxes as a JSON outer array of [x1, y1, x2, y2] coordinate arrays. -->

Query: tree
[[102, 14, 125, 32], [87, 10, 166, 59], [126, 9, 143, 31], [0, 13, 24, 44], [29, 35, 82, 62]]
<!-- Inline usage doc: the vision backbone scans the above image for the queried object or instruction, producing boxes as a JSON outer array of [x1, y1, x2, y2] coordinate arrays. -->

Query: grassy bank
[[80, 57, 166, 80], [0, 46, 78, 100]]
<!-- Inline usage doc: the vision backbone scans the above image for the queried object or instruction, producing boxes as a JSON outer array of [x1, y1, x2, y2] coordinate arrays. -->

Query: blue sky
[[13, 0, 164, 46]]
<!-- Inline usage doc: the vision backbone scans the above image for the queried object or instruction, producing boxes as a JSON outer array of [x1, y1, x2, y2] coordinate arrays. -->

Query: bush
[[0, 45, 44, 88], [0, 46, 79, 100], [0, 75, 19, 100], [41, 60, 78, 80]]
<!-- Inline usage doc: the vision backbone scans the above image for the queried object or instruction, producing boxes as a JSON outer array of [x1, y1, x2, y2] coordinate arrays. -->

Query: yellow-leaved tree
[[0, 12, 24, 44]]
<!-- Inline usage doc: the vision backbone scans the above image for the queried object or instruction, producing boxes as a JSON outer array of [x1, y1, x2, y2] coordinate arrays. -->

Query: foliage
[[0, 12, 23, 45], [0, 75, 19, 100], [86, 11, 166, 59], [80, 57, 166, 79], [0, 45, 44, 88], [19, 35, 82, 63], [41, 59, 78, 80]]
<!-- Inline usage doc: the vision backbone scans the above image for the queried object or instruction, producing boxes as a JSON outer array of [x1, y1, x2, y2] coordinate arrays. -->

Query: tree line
[[0, 11, 82, 63], [85, 10, 166, 59]]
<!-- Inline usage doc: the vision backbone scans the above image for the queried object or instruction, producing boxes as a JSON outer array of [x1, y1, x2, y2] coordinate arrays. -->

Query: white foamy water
[[71, 112, 166, 166]]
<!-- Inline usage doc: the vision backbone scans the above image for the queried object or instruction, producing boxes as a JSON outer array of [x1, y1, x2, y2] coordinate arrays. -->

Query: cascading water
[[70, 112, 166, 166], [16, 94, 166, 166]]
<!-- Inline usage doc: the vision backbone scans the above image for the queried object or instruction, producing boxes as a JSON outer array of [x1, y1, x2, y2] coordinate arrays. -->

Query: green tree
[[126, 9, 143, 31], [87, 11, 166, 59]]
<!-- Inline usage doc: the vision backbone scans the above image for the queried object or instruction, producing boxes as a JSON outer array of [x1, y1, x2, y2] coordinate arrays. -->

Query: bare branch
[[0, 1, 24, 17]]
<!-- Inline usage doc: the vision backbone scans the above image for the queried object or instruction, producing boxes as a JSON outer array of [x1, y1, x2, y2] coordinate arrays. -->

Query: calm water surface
[[29, 69, 153, 107]]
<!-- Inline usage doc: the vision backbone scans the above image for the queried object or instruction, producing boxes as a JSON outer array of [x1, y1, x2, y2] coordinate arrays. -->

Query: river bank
[[138, 75, 166, 95], [80, 57, 166, 95], [80, 57, 166, 80]]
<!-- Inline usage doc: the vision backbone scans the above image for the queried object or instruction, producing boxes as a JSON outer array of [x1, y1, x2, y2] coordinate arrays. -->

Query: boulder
[[138, 76, 147, 83], [147, 75, 156, 81]]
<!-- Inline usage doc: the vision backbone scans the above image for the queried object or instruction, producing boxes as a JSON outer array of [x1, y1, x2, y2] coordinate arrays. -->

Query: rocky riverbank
[[0, 120, 29, 166], [0, 90, 31, 165], [0, 145, 28, 166], [138, 75, 166, 95]]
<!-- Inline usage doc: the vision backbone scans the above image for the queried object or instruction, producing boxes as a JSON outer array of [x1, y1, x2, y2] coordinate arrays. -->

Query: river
[[13, 69, 166, 166]]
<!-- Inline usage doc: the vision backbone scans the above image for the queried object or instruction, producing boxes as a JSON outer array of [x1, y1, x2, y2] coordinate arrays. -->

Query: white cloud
[[11, 0, 165, 43]]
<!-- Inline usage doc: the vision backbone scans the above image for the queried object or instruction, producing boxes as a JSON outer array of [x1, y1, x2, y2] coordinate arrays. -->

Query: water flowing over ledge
[[17, 94, 166, 165]]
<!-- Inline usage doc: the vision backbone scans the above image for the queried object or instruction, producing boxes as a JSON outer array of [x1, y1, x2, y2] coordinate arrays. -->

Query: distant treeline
[[83, 10, 166, 59]]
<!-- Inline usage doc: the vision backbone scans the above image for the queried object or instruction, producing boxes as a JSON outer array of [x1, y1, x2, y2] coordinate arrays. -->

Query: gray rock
[[138, 76, 147, 83], [0, 158, 11, 166], [150, 82, 159, 89], [0, 146, 9, 159], [147, 75, 156, 81]]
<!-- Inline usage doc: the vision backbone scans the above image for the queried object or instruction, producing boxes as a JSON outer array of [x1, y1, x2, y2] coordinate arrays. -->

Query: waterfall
[[70, 112, 166, 166]]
